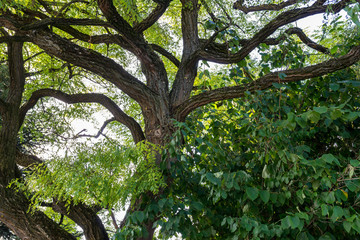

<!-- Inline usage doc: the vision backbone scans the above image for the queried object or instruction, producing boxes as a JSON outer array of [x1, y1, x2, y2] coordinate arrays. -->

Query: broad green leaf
[[259, 190, 270, 203], [246, 187, 259, 201], [346, 180, 360, 192], [206, 173, 220, 185], [330, 109, 342, 120], [350, 159, 360, 167], [331, 206, 344, 222], [343, 221, 352, 233], [307, 111, 321, 123], [321, 154, 340, 165], [313, 106, 328, 114], [324, 192, 335, 204], [290, 216, 300, 229]]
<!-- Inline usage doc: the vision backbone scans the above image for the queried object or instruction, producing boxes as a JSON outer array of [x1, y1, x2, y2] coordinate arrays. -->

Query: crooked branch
[[201, 0, 351, 64], [19, 89, 145, 143], [74, 117, 116, 139], [175, 44, 360, 121], [234, 0, 299, 14], [264, 27, 329, 54]]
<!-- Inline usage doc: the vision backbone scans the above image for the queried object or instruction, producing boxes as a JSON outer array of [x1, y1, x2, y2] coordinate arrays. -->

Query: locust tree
[[1, 0, 360, 239]]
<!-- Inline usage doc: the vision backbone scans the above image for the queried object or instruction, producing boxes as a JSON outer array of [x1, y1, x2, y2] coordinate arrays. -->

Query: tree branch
[[170, 0, 201, 108], [174, 44, 360, 121], [264, 27, 329, 54], [97, 0, 169, 95], [25, 63, 69, 77], [96, 0, 141, 44], [202, 27, 329, 54], [19, 18, 112, 31], [150, 44, 180, 67], [26, 29, 156, 107], [233, 0, 299, 14], [0, 36, 31, 43], [73, 117, 116, 139], [200, 0, 352, 64], [19, 89, 145, 143], [134, 0, 172, 33]]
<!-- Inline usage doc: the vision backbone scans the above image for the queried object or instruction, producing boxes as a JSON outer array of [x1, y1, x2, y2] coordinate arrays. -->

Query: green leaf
[[272, 83, 283, 88], [330, 45, 338, 55], [259, 190, 270, 203], [343, 221, 352, 233], [246, 187, 259, 201], [191, 201, 203, 211], [331, 206, 344, 222], [134, 211, 145, 223], [325, 192, 336, 204], [346, 180, 360, 192], [281, 216, 291, 229], [350, 160, 360, 167], [278, 72, 287, 80], [330, 83, 340, 91], [290, 216, 301, 229], [321, 154, 339, 165], [352, 218, 360, 234], [330, 109, 342, 120], [206, 173, 220, 185], [313, 106, 328, 114], [295, 117, 307, 128], [321, 204, 329, 216], [307, 111, 321, 123]]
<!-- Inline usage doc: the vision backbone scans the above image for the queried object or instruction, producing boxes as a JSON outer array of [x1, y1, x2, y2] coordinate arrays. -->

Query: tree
[[0, 0, 360, 239]]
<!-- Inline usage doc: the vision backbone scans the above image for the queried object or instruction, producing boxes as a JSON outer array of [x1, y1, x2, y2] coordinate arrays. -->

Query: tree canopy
[[1, 0, 360, 239]]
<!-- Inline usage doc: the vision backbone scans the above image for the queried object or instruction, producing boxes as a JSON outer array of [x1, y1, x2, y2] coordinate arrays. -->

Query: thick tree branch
[[0, 36, 31, 43], [26, 29, 156, 107], [19, 89, 145, 143], [170, 0, 200, 108], [97, 0, 169, 96], [96, 0, 141, 44], [134, 0, 172, 33], [200, 0, 352, 64], [52, 201, 109, 240], [175, 44, 360, 121], [233, 0, 299, 13], [150, 44, 180, 67], [19, 18, 112, 31]]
